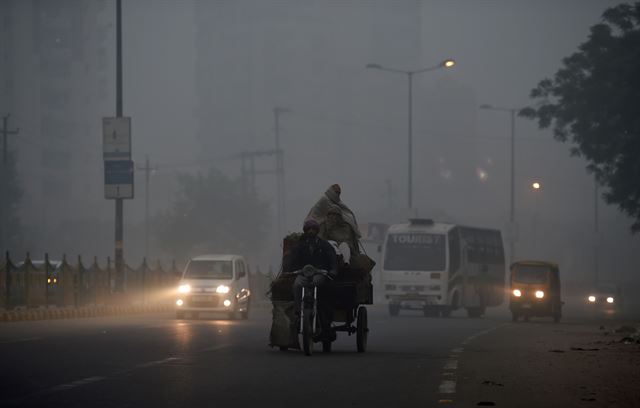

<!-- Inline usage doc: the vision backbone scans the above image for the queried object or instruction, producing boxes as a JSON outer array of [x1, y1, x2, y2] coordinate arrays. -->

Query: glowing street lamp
[[366, 59, 456, 209]]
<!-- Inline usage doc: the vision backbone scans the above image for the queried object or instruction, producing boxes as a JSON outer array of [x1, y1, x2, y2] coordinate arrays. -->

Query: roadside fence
[[0, 252, 181, 311]]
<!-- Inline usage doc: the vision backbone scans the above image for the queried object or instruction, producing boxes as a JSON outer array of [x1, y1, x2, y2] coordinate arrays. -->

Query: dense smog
[[1, 1, 639, 407]]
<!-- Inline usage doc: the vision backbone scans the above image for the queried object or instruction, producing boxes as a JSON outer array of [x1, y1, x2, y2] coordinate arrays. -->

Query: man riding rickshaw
[[269, 184, 374, 355]]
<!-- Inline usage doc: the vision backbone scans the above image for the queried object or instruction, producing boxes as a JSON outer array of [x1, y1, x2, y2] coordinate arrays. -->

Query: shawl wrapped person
[[305, 184, 361, 239]]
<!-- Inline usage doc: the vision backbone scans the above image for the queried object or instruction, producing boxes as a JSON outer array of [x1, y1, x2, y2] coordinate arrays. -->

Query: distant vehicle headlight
[[178, 284, 191, 294], [223, 299, 232, 307], [535, 290, 544, 299], [176, 299, 184, 306], [216, 285, 230, 294], [606, 297, 614, 304], [512, 289, 522, 297], [588, 295, 596, 302]]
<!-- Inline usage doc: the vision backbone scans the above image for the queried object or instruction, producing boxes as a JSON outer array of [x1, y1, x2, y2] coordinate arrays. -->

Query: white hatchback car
[[175, 254, 251, 320]]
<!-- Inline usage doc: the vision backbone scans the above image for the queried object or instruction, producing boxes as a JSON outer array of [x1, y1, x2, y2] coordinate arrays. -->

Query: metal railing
[[0, 252, 181, 310]]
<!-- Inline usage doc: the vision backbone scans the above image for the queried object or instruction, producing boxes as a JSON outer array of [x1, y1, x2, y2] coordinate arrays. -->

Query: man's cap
[[303, 219, 320, 232]]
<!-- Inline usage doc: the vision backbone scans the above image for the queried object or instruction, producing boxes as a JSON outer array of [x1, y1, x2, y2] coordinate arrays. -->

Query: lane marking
[[444, 360, 458, 370], [48, 376, 106, 392], [201, 344, 231, 352], [438, 380, 456, 394], [436, 323, 510, 405], [134, 357, 181, 369]]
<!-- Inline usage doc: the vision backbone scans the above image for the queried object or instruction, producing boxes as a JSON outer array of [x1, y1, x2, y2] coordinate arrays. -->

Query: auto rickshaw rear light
[[512, 289, 521, 297], [535, 290, 544, 299], [606, 297, 614, 303]]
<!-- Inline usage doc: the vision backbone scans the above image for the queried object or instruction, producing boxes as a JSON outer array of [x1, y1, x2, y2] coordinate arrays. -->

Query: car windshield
[[184, 260, 233, 279], [595, 284, 617, 294], [514, 265, 549, 284], [384, 233, 445, 271]]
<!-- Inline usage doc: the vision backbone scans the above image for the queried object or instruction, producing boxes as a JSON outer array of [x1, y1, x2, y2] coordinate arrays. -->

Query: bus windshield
[[384, 233, 445, 271], [513, 265, 548, 284]]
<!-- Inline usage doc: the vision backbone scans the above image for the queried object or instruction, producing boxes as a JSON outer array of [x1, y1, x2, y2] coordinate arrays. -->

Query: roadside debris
[[548, 349, 565, 353], [570, 347, 600, 351]]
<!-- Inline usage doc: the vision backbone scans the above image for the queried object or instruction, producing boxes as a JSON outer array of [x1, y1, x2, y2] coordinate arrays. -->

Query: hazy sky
[[5, 0, 638, 281]]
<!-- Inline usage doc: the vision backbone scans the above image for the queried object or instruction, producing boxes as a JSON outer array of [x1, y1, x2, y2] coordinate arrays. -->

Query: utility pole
[[594, 178, 600, 284], [237, 149, 281, 198], [137, 156, 155, 260], [1, 114, 19, 251], [114, 0, 124, 291], [273, 107, 289, 239]]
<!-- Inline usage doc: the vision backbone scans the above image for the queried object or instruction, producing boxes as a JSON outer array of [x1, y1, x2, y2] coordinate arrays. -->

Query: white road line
[[49, 376, 106, 392], [444, 360, 458, 370], [438, 380, 456, 394], [134, 357, 181, 369], [436, 324, 509, 404], [201, 344, 231, 352]]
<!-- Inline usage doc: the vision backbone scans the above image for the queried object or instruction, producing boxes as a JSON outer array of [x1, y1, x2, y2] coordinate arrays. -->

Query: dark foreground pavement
[[0, 305, 637, 408]]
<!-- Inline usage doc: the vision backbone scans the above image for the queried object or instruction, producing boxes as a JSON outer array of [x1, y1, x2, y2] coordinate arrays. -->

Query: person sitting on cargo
[[319, 205, 360, 265], [306, 184, 361, 239], [290, 219, 338, 340]]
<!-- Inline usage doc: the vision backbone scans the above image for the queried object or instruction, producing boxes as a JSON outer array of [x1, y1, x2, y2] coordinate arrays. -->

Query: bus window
[[384, 233, 446, 271], [448, 228, 460, 272]]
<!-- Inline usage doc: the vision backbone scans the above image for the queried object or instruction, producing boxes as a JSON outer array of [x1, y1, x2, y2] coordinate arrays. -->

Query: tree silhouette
[[522, 2, 640, 231]]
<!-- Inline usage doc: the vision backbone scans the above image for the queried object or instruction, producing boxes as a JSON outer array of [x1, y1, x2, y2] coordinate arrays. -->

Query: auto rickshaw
[[509, 260, 563, 322]]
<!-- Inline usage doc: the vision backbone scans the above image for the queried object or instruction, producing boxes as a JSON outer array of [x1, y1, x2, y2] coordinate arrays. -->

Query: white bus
[[381, 218, 505, 317]]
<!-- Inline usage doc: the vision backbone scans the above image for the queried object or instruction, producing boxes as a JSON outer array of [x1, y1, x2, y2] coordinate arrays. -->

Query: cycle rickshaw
[[269, 234, 374, 355]]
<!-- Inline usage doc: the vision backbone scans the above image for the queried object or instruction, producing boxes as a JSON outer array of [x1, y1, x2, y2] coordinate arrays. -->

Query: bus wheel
[[388, 304, 400, 317]]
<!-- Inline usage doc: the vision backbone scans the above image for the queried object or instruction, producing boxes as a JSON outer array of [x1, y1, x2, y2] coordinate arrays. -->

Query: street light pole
[[479, 104, 521, 266], [366, 59, 455, 210], [407, 72, 413, 209]]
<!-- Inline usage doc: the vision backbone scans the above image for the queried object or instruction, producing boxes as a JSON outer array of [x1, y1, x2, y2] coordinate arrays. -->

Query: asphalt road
[[0, 305, 636, 408]]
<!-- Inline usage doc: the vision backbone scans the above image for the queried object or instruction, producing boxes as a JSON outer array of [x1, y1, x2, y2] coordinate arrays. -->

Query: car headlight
[[178, 284, 191, 294], [535, 290, 544, 299], [176, 299, 184, 306], [216, 285, 230, 294], [588, 295, 596, 302], [512, 289, 522, 297], [223, 299, 232, 307], [606, 297, 614, 304]]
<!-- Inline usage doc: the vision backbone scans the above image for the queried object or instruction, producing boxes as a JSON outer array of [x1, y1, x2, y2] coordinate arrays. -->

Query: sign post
[[103, 116, 133, 292]]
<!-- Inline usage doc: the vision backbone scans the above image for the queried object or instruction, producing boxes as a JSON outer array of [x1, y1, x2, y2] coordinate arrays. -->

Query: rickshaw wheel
[[356, 306, 368, 353], [279, 346, 288, 351], [553, 314, 561, 323], [523, 315, 530, 322], [322, 340, 332, 353], [302, 313, 314, 356], [511, 313, 519, 322]]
